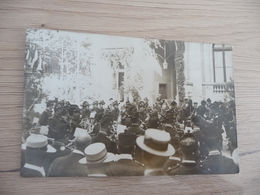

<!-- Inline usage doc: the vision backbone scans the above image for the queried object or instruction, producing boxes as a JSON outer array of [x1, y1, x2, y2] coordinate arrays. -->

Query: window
[[212, 44, 233, 83]]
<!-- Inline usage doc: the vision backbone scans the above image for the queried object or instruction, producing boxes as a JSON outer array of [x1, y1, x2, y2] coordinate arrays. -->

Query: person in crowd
[[99, 109, 114, 136], [48, 102, 70, 143], [39, 100, 54, 126], [138, 101, 148, 124], [193, 102, 198, 109], [92, 129, 118, 154], [80, 101, 91, 119], [146, 110, 160, 129], [196, 100, 209, 118], [201, 140, 239, 174], [68, 105, 81, 139], [143, 97, 149, 108], [48, 132, 91, 177], [167, 101, 179, 122], [206, 98, 212, 109], [125, 111, 145, 136], [165, 131, 208, 175], [135, 129, 175, 176], [79, 142, 115, 176], [96, 100, 105, 119], [183, 99, 194, 119], [21, 134, 57, 177], [162, 111, 180, 150], [89, 101, 98, 122], [111, 100, 120, 121]]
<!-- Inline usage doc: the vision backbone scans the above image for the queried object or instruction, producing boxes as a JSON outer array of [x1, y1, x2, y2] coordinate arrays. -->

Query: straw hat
[[136, 129, 175, 157], [79, 142, 115, 164]]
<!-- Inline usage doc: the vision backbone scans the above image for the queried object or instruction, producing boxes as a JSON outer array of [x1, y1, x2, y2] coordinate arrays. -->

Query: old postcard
[[21, 28, 239, 177]]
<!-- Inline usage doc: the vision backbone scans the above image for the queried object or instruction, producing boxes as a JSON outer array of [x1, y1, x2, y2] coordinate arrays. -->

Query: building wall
[[183, 42, 233, 103]]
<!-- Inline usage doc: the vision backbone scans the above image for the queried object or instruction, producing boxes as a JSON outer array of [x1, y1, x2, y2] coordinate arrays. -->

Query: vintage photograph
[[21, 28, 239, 177]]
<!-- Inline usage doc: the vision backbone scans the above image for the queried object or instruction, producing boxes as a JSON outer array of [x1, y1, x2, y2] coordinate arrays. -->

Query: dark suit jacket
[[39, 109, 53, 126], [48, 150, 88, 177], [107, 159, 145, 176], [20, 148, 57, 177], [166, 163, 209, 175], [126, 124, 145, 135], [201, 154, 239, 174], [92, 133, 118, 154]]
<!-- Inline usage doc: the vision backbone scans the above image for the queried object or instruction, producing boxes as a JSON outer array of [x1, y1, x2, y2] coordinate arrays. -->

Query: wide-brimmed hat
[[25, 134, 56, 153], [136, 129, 175, 157], [79, 142, 115, 164]]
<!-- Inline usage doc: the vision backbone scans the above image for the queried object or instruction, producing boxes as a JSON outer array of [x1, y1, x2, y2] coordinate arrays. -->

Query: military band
[[21, 96, 239, 177]]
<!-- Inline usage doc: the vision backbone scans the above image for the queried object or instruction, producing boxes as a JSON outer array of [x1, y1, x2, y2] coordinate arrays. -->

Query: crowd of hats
[[21, 96, 238, 176]]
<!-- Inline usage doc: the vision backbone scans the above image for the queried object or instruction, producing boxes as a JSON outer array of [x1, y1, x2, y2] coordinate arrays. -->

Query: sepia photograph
[[21, 28, 239, 177]]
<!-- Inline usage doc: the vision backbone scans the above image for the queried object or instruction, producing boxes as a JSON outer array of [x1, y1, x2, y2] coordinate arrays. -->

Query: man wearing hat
[[162, 111, 180, 150], [39, 100, 54, 126], [206, 98, 212, 109], [111, 100, 120, 121], [92, 101, 104, 123], [81, 101, 91, 119], [68, 105, 81, 139], [201, 140, 239, 174], [20, 134, 57, 177], [143, 97, 149, 108], [48, 132, 91, 177], [196, 100, 209, 118], [165, 131, 208, 175], [125, 112, 145, 136], [164, 100, 179, 123], [146, 111, 160, 129], [79, 142, 116, 176], [138, 101, 148, 125], [92, 129, 118, 154], [135, 129, 175, 176], [48, 102, 70, 143]]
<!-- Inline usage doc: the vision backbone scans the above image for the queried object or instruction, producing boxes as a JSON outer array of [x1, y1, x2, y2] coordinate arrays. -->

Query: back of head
[[75, 133, 92, 152]]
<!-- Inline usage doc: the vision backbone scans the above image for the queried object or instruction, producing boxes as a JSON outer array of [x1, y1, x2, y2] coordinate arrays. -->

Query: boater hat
[[79, 142, 115, 164], [25, 134, 56, 153], [136, 129, 175, 157]]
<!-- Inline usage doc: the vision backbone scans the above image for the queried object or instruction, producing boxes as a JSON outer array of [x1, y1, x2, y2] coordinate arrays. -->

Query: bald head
[[74, 133, 92, 152]]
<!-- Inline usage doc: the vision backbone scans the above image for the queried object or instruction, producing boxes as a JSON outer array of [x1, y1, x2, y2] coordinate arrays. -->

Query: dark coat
[[107, 159, 145, 176], [92, 132, 118, 154], [166, 163, 209, 175], [20, 148, 57, 177], [39, 109, 53, 126], [201, 154, 239, 174], [126, 124, 145, 135], [48, 151, 88, 177], [48, 115, 69, 141], [111, 108, 120, 121], [87, 163, 111, 176]]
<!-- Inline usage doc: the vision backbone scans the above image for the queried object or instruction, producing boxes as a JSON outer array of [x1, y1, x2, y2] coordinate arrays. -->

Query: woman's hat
[[79, 142, 115, 164], [136, 129, 175, 157]]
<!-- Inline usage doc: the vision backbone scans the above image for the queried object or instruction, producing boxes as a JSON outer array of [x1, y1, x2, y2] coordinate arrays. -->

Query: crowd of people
[[21, 95, 239, 177]]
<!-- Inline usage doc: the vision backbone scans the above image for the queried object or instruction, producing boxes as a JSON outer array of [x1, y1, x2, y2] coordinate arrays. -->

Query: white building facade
[[183, 42, 234, 103]]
